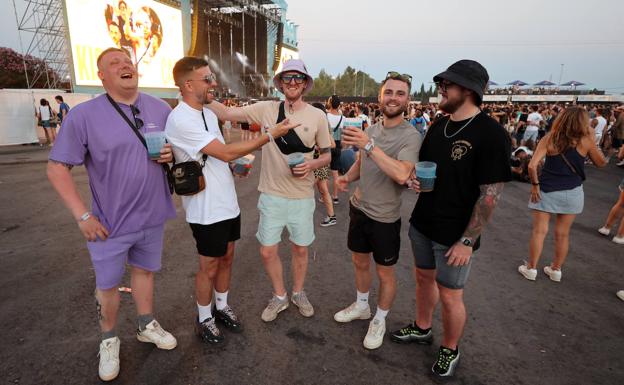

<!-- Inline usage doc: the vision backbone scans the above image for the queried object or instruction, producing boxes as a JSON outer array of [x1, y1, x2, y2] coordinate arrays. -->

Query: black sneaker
[[214, 306, 243, 333], [432, 346, 460, 377], [196, 317, 224, 344], [332, 197, 339, 205], [389, 322, 433, 344], [320, 216, 337, 227]]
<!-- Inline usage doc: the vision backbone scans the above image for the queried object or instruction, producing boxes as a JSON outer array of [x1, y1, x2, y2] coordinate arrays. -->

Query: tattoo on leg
[[95, 296, 104, 322]]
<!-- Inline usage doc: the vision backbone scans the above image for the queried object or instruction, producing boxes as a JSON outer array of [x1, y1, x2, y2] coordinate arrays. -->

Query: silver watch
[[460, 237, 474, 247], [364, 139, 375, 155]]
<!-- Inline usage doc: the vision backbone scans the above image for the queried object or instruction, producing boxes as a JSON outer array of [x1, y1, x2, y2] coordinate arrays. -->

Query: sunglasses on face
[[130, 104, 144, 130], [385, 71, 412, 87], [436, 80, 456, 92], [188, 73, 217, 84], [280, 74, 307, 84]]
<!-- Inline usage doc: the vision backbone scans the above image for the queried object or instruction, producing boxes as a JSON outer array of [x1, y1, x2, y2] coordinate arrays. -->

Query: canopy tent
[[561, 80, 585, 87], [507, 80, 528, 86], [487, 80, 499, 86], [534, 80, 556, 86]]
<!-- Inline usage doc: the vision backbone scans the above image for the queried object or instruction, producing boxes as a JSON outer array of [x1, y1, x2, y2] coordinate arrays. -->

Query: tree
[[309, 66, 381, 97], [0, 47, 67, 89]]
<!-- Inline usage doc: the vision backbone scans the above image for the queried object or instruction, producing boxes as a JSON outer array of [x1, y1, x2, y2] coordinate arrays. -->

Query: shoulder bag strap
[[199, 110, 211, 166], [333, 115, 343, 132], [276, 101, 286, 124], [559, 152, 578, 176]]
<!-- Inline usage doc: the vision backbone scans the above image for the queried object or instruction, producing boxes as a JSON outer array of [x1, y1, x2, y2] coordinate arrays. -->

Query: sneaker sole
[[99, 368, 120, 382], [363, 336, 384, 350], [261, 302, 289, 322], [390, 334, 433, 344], [319, 222, 337, 227], [136, 335, 177, 350]]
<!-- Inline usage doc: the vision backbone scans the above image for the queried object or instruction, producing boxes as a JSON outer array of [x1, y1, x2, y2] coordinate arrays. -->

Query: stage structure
[[190, 0, 299, 97], [13, 0, 70, 90]]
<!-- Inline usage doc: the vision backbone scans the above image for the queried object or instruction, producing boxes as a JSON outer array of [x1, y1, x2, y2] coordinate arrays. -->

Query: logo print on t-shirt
[[451, 140, 473, 161]]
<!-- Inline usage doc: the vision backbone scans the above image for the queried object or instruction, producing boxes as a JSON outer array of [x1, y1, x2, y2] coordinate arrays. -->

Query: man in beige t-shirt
[[334, 72, 422, 350], [207, 59, 331, 322]]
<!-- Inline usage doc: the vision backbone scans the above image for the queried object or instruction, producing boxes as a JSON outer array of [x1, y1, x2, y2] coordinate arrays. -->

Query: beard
[[382, 102, 408, 119], [439, 93, 467, 114]]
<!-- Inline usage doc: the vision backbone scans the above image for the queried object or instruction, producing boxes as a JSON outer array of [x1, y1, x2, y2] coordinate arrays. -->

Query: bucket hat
[[273, 59, 314, 95], [433, 60, 489, 104]]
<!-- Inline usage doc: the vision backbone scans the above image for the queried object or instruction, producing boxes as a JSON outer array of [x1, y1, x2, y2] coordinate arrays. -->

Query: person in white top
[[591, 108, 608, 145], [165, 56, 294, 344], [327, 95, 344, 206], [522, 104, 543, 144], [36, 98, 56, 145]]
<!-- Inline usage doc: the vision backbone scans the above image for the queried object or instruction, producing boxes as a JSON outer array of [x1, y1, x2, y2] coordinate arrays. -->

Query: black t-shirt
[[409, 112, 512, 250]]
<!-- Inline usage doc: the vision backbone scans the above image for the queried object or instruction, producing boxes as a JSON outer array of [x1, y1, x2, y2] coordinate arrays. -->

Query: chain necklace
[[443, 111, 481, 138]]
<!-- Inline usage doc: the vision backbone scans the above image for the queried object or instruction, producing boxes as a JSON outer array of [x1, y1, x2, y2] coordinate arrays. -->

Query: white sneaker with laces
[[334, 302, 371, 323], [518, 263, 537, 281], [616, 290, 624, 301], [598, 227, 611, 236], [612, 235, 624, 244], [544, 266, 562, 282], [98, 337, 120, 382], [363, 318, 386, 350], [136, 320, 177, 350]]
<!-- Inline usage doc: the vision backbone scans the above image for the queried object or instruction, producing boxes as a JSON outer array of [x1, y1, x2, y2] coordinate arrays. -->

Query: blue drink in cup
[[287, 152, 305, 176], [144, 131, 167, 160], [416, 161, 437, 192]]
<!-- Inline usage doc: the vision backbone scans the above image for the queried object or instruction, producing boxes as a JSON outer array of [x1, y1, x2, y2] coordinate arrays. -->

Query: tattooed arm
[[445, 182, 505, 267], [47, 160, 109, 241]]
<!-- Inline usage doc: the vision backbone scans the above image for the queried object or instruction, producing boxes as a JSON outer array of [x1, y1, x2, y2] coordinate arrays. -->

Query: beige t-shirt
[[351, 120, 422, 222], [243, 101, 332, 199]]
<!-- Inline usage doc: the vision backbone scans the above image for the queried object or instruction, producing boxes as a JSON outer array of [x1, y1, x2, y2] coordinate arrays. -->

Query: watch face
[[462, 238, 471, 246]]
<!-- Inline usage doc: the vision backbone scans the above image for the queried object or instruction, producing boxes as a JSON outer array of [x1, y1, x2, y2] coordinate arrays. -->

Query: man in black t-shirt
[[389, 60, 511, 377]]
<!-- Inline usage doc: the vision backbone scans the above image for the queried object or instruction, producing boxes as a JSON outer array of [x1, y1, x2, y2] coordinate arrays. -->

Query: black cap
[[433, 60, 489, 105]]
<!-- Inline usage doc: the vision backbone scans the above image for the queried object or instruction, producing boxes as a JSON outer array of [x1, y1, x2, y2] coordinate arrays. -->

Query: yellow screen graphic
[[65, 0, 184, 88]]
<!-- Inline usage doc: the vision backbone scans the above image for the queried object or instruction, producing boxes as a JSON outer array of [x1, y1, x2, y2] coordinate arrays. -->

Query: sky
[[285, 0, 624, 93], [2, 0, 623, 93]]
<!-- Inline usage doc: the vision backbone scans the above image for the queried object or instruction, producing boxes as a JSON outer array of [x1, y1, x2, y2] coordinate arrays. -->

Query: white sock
[[275, 293, 287, 301], [197, 301, 212, 323], [373, 307, 389, 322], [215, 290, 229, 311], [356, 290, 369, 309]]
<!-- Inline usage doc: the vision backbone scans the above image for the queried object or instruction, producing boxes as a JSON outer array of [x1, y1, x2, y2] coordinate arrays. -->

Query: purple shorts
[[86, 224, 165, 290]]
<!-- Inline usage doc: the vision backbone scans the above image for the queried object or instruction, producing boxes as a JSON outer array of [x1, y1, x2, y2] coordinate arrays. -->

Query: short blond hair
[[97, 47, 131, 68]]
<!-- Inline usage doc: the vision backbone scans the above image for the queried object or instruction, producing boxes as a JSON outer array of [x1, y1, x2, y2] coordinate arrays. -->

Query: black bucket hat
[[433, 60, 489, 104]]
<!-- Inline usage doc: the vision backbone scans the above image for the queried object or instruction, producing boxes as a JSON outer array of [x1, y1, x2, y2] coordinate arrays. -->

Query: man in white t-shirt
[[165, 57, 294, 344], [523, 105, 543, 144], [591, 108, 608, 145], [327, 95, 344, 205]]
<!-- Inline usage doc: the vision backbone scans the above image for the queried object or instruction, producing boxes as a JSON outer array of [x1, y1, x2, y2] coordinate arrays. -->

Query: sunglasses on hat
[[385, 71, 412, 86]]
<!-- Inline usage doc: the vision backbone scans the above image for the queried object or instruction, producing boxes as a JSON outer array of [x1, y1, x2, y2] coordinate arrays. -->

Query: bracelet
[[79, 212, 91, 222], [265, 130, 274, 143]]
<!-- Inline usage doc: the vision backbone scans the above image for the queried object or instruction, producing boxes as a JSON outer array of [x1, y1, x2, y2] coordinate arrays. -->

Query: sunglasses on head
[[130, 104, 144, 130], [188, 73, 217, 84], [385, 71, 412, 87], [280, 73, 307, 84]]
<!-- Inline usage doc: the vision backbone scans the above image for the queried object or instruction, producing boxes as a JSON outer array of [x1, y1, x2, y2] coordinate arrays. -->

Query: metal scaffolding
[[13, 0, 69, 89]]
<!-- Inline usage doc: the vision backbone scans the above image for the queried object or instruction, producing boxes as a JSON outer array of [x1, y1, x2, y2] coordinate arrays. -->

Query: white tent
[[0, 89, 96, 145]]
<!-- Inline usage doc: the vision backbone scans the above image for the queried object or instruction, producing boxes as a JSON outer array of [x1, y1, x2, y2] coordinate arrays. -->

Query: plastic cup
[[416, 161, 437, 192], [144, 131, 167, 160], [287, 152, 305, 175], [232, 156, 253, 177]]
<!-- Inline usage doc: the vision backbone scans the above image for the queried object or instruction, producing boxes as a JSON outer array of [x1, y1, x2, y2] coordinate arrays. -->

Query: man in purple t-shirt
[[47, 48, 177, 382]]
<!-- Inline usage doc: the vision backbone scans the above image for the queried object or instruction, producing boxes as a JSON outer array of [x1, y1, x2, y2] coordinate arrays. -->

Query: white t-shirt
[[327, 112, 344, 140], [358, 113, 370, 128], [526, 112, 543, 132], [165, 101, 240, 225], [594, 116, 607, 136], [39, 105, 51, 121]]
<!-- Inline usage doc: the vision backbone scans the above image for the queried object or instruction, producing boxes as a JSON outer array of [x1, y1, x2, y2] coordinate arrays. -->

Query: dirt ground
[[1, 147, 623, 385]]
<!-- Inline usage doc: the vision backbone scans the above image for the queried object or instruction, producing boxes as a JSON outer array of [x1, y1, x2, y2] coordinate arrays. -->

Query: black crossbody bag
[[169, 111, 212, 196], [274, 101, 315, 154], [106, 94, 175, 194]]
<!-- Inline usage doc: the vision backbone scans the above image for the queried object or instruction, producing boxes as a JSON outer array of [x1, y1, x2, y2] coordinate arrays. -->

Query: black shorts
[[189, 215, 241, 257], [612, 138, 622, 149], [347, 204, 401, 266], [330, 141, 342, 171]]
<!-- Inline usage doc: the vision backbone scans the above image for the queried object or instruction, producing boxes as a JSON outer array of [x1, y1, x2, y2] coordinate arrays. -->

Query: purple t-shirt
[[49, 93, 176, 238]]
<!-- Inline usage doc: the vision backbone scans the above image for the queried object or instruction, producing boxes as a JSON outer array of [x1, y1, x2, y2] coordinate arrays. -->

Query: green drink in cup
[[144, 131, 167, 160]]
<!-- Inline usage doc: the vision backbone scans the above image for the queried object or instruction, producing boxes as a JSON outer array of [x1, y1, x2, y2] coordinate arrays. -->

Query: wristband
[[266, 130, 274, 143], [79, 212, 91, 222]]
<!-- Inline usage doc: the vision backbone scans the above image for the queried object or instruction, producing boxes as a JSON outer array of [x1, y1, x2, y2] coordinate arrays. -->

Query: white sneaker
[[617, 159, 624, 167], [616, 290, 624, 301], [334, 302, 371, 323], [136, 320, 177, 350], [612, 235, 624, 244], [518, 263, 537, 281], [598, 227, 611, 236], [98, 337, 120, 382], [363, 318, 386, 350], [544, 266, 562, 282]]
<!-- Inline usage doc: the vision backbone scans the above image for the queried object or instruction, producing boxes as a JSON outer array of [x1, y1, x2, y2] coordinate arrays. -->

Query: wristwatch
[[459, 236, 474, 247], [363, 139, 375, 155]]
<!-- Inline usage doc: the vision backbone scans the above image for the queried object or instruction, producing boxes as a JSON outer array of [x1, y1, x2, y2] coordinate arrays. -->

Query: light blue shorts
[[528, 185, 584, 214], [256, 193, 315, 247]]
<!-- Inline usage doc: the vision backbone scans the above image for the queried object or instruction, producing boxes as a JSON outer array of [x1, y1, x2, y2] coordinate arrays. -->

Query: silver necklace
[[443, 111, 480, 138]]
